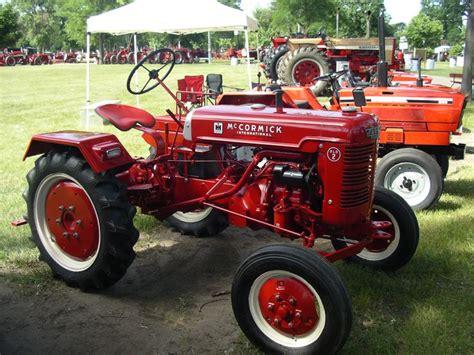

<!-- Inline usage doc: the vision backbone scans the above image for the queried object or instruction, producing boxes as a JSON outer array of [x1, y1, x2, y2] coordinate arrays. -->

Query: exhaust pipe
[[377, 10, 388, 87]]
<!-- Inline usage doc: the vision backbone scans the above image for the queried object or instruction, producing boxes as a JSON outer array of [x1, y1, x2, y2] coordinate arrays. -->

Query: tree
[[0, 3, 21, 47], [405, 14, 443, 48], [11, 0, 64, 50], [462, 0, 473, 99], [421, 0, 470, 44], [335, 0, 394, 38], [217, 0, 241, 9], [271, 0, 335, 35]]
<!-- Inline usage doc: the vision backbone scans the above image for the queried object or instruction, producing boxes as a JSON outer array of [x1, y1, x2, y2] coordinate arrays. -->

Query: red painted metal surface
[[258, 277, 319, 336], [45, 181, 99, 259], [23, 131, 134, 173], [187, 105, 378, 150], [95, 104, 156, 131]]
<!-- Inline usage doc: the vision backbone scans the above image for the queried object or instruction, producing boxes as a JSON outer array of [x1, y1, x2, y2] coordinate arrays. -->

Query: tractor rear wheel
[[34, 56, 43, 65], [375, 148, 443, 210], [232, 244, 352, 354], [24, 150, 138, 290], [265, 45, 289, 81], [111, 54, 118, 64], [104, 56, 111, 64], [332, 187, 419, 271], [279, 47, 330, 95], [167, 207, 228, 237], [5, 56, 15, 66]]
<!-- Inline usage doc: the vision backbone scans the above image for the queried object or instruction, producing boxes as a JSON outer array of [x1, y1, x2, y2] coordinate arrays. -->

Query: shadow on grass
[[443, 178, 474, 199], [431, 200, 461, 212]]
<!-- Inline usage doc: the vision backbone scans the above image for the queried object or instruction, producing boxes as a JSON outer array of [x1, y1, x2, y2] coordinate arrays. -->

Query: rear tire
[[25, 150, 138, 290], [332, 187, 419, 271], [280, 47, 330, 95], [175, 51, 184, 64], [111, 54, 118, 64], [266, 45, 289, 81], [232, 244, 352, 354], [167, 207, 228, 237], [375, 148, 443, 210]]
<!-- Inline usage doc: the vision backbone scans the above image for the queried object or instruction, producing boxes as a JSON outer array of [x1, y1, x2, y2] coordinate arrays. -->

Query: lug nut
[[267, 304, 274, 311], [73, 232, 79, 239], [295, 312, 302, 319], [68, 206, 75, 212], [275, 294, 282, 302], [55, 218, 61, 224], [289, 298, 296, 305], [62, 232, 68, 238], [288, 322, 293, 329], [273, 317, 280, 326], [58, 205, 64, 211], [76, 220, 82, 225]]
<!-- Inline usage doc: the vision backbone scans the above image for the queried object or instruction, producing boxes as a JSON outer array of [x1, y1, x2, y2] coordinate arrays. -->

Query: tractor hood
[[183, 105, 378, 152]]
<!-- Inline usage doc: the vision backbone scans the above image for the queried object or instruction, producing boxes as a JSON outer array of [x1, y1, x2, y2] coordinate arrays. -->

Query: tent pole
[[134, 33, 139, 107], [245, 29, 251, 89], [256, 32, 260, 62], [208, 31, 211, 64], [86, 32, 91, 129]]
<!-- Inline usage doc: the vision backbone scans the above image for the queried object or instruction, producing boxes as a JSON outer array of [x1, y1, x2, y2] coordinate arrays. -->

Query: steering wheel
[[314, 69, 348, 82], [126, 48, 175, 95]]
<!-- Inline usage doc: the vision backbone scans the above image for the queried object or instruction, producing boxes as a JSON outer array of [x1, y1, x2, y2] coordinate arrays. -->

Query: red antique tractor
[[0, 48, 28, 66], [18, 49, 419, 354], [264, 33, 405, 95]]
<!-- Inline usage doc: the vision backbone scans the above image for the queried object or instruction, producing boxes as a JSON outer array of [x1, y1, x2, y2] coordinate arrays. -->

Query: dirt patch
[[0, 225, 296, 354]]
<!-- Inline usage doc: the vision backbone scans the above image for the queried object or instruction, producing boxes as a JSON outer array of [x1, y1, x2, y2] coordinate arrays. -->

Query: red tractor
[[53, 51, 80, 64], [18, 49, 419, 354], [25, 47, 53, 65], [0, 48, 28, 66], [264, 33, 405, 95]]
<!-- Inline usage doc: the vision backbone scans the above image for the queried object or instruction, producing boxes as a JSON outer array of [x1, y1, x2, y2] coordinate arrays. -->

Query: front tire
[[333, 187, 419, 271], [232, 245, 352, 354], [5, 56, 16, 66], [25, 150, 138, 290], [376, 148, 443, 210]]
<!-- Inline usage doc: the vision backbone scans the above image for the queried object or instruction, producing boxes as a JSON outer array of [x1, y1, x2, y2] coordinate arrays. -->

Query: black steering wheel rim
[[314, 69, 348, 83], [126, 48, 175, 95]]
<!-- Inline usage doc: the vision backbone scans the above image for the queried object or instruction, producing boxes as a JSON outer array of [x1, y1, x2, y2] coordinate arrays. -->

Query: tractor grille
[[341, 143, 377, 208]]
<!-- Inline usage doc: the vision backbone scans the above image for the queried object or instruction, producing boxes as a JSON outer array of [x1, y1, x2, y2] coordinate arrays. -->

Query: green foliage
[[421, 0, 469, 44], [0, 3, 22, 48], [450, 43, 464, 57], [405, 14, 443, 49]]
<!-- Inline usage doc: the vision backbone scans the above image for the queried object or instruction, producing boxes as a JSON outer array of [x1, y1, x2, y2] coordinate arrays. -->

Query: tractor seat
[[95, 104, 155, 131]]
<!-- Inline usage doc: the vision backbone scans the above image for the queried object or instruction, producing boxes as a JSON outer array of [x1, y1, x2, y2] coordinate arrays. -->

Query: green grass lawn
[[421, 60, 463, 78], [1, 63, 473, 353]]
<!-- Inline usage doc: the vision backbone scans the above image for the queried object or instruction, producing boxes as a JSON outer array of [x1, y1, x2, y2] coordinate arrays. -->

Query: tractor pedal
[[11, 217, 28, 227]]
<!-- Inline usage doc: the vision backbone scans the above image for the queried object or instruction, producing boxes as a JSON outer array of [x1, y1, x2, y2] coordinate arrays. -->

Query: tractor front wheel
[[332, 187, 419, 271], [232, 244, 352, 354], [375, 148, 443, 210], [25, 150, 138, 290]]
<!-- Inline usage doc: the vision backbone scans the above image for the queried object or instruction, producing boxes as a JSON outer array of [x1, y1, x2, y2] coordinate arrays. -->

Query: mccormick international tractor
[[263, 33, 405, 95], [16, 49, 419, 354]]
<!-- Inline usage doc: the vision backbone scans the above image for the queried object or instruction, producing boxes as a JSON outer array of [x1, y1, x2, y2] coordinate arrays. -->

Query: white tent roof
[[87, 0, 258, 35]]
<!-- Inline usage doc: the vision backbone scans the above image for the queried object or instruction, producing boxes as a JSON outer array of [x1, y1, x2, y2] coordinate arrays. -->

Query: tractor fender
[[23, 131, 134, 173]]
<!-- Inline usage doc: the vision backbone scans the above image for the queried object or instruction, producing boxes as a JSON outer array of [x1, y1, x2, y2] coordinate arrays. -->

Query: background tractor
[[17, 49, 418, 354], [264, 33, 404, 95]]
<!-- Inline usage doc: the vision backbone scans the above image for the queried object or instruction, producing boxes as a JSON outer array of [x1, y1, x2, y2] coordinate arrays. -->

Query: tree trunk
[[462, 0, 473, 99], [99, 33, 104, 65]]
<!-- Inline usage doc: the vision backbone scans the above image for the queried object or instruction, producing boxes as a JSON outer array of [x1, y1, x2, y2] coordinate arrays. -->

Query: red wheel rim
[[292, 59, 321, 86], [45, 181, 99, 260], [258, 276, 319, 336]]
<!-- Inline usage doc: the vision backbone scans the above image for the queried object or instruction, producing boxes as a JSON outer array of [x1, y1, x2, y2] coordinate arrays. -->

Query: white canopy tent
[[85, 0, 258, 118]]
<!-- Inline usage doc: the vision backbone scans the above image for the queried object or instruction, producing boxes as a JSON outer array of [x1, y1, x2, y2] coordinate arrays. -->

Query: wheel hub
[[258, 277, 318, 336], [45, 181, 99, 260], [293, 60, 321, 86], [384, 162, 431, 207]]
